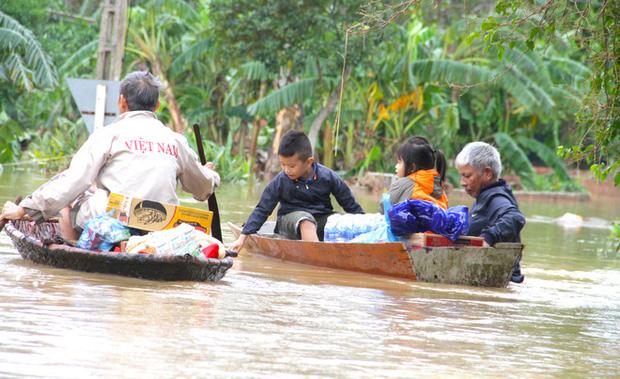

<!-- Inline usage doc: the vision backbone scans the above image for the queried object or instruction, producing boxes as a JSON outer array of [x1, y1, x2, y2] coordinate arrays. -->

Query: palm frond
[[0, 27, 27, 48], [240, 60, 269, 81], [248, 78, 316, 116], [169, 38, 212, 78], [408, 59, 495, 88], [410, 58, 557, 115], [493, 132, 536, 188], [0, 11, 57, 89], [160, 0, 199, 23], [497, 64, 555, 114], [548, 86, 581, 111], [59, 40, 97, 76], [516, 136, 572, 182], [503, 47, 553, 90], [5, 54, 33, 91], [547, 57, 591, 79]]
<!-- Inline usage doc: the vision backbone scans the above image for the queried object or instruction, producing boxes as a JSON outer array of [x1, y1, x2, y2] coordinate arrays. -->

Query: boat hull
[[6, 220, 233, 282], [229, 222, 522, 287]]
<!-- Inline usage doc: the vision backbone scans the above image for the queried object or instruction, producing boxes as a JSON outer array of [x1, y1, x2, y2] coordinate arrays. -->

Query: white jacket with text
[[20, 111, 220, 226]]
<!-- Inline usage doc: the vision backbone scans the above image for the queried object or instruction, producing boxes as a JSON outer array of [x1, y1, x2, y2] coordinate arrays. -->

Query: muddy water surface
[[1, 168, 619, 378]]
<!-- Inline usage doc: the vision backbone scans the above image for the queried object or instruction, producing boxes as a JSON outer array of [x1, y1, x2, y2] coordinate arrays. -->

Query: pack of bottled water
[[324, 213, 385, 242]]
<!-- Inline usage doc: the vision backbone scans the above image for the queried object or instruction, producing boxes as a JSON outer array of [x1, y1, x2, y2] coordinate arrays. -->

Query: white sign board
[[67, 78, 120, 133]]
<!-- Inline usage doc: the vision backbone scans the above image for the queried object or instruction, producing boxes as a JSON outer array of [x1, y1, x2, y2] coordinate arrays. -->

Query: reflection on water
[[1, 169, 619, 377]]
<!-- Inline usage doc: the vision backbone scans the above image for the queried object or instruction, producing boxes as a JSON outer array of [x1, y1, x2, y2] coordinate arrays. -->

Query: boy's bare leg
[[299, 220, 319, 242], [59, 207, 79, 241]]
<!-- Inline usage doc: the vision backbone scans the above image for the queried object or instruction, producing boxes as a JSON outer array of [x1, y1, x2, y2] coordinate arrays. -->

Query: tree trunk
[[248, 118, 263, 171], [307, 67, 351, 152], [344, 121, 357, 170], [248, 80, 268, 173], [322, 120, 333, 168], [150, 58, 186, 134], [163, 85, 186, 134], [265, 105, 302, 179]]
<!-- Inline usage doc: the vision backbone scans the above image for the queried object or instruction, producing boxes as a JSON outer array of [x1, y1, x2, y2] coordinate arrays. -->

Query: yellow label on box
[[106, 193, 213, 233]]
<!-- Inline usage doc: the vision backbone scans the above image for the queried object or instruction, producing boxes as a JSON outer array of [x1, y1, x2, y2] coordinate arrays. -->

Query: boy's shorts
[[276, 211, 331, 241]]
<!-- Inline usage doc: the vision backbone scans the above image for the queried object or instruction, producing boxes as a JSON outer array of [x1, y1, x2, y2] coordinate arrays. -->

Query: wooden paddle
[[0, 196, 23, 233], [192, 124, 223, 242]]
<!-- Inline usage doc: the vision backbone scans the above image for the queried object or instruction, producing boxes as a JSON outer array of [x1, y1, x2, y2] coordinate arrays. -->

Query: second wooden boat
[[229, 222, 522, 287]]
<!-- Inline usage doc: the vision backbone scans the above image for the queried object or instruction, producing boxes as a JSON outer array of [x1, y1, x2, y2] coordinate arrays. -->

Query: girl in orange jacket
[[386, 137, 448, 209]]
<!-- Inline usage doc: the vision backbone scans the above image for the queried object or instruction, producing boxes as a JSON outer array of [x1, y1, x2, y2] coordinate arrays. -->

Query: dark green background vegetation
[[1, 0, 617, 190]]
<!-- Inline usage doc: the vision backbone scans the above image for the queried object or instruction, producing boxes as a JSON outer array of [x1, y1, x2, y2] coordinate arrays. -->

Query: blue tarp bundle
[[387, 200, 469, 241]]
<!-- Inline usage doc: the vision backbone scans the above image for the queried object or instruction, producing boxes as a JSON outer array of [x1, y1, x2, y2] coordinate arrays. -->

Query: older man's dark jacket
[[468, 179, 525, 282], [468, 179, 525, 244], [468, 179, 525, 246]]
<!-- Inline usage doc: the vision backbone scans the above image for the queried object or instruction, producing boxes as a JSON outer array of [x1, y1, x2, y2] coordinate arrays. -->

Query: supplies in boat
[[324, 213, 385, 242], [106, 192, 213, 233], [324, 194, 398, 243], [77, 214, 131, 251], [324, 196, 470, 243], [388, 199, 469, 241], [325, 193, 398, 243], [125, 223, 225, 260]]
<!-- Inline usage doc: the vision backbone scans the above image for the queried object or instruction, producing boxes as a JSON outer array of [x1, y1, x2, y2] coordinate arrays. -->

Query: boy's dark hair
[[397, 136, 447, 182], [278, 130, 313, 160]]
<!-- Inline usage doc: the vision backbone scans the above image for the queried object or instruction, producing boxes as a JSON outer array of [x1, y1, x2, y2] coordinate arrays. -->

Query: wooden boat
[[4, 220, 234, 282], [229, 222, 523, 288]]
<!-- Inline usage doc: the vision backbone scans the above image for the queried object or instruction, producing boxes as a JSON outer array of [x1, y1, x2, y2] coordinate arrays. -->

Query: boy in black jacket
[[229, 130, 364, 252], [455, 141, 526, 283]]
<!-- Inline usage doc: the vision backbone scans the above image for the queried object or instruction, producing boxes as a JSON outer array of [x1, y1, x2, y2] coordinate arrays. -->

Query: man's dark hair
[[278, 130, 313, 160], [119, 71, 163, 111]]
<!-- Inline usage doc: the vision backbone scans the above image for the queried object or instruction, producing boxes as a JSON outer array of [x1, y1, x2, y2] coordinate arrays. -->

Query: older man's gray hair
[[455, 142, 502, 179], [119, 71, 164, 111]]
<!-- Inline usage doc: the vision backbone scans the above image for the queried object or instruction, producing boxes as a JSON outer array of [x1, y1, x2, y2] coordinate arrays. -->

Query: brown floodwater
[[1, 168, 619, 378]]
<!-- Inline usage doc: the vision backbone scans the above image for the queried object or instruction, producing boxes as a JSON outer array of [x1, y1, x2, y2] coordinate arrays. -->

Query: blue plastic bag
[[387, 199, 469, 241], [77, 214, 131, 251]]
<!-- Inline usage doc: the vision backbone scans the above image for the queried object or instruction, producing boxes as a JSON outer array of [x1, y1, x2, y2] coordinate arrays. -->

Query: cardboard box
[[106, 193, 213, 233]]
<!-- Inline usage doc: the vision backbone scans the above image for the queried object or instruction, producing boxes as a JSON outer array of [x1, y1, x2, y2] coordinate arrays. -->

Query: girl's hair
[[397, 136, 447, 183]]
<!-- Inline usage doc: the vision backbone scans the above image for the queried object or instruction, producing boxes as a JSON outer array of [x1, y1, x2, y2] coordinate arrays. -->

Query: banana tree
[[0, 10, 57, 162], [125, 0, 204, 134]]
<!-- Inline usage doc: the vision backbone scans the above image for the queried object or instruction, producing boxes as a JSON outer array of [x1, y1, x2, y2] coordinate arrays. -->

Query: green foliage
[[493, 132, 536, 189], [354, 145, 383, 179], [476, 0, 619, 186], [0, 0, 610, 190], [248, 78, 316, 116], [209, 0, 370, 72], [0, 10, 57, 90], [610, 223, 620, 253], [190, 132, 250, 183], [516, 136, 571, 182]]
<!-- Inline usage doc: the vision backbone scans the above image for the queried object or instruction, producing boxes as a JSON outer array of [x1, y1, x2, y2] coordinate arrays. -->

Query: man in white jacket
[[1, 71, 220, 239]]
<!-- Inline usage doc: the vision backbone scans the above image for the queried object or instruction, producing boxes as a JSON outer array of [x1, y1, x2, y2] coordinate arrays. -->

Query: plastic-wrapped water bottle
[[343, 222, 351, 241], [351, 217, 360, 240], [324, 214, 341, 242]]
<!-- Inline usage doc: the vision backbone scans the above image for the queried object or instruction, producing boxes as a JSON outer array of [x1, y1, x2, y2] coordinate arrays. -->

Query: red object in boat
[[201, 244, 219, 259]]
